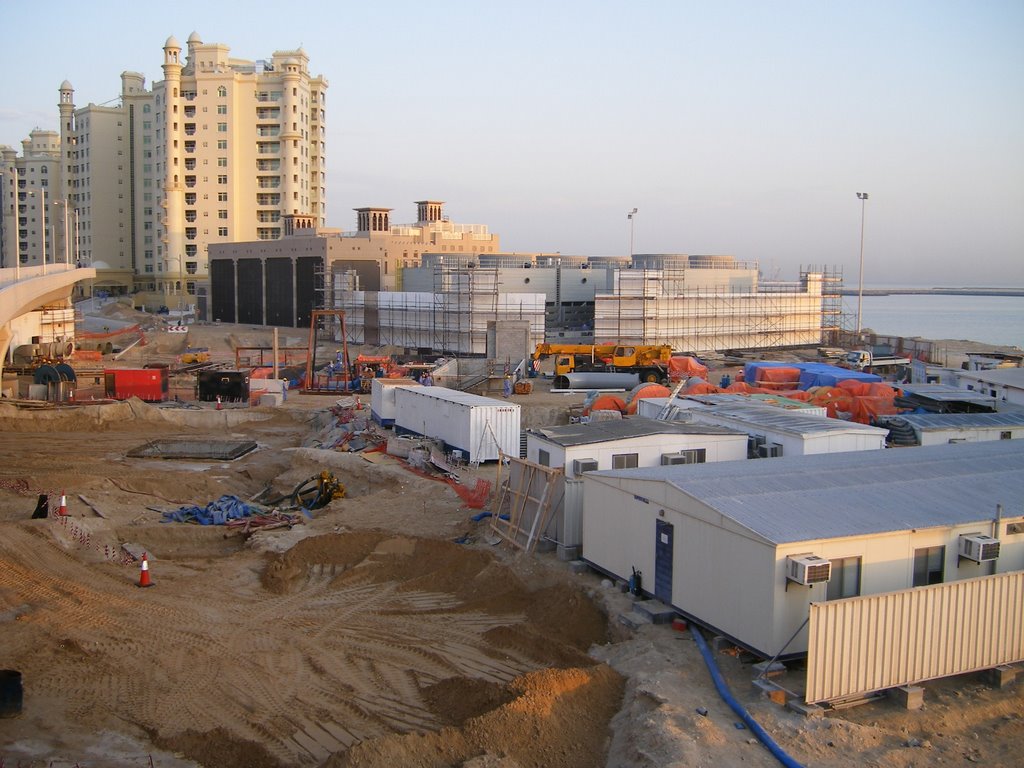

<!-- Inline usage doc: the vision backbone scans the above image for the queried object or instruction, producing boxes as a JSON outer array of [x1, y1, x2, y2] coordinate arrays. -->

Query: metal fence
[[806, 571, 1024, 704]]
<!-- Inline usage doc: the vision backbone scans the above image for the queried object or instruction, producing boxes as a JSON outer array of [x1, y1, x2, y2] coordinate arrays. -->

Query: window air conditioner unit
[[573, 458, 598, 475], [758, 443, 783, 458], [661, 452, 690, 465], [958, 534, 1000, 562], [786, 554, 831, 585]]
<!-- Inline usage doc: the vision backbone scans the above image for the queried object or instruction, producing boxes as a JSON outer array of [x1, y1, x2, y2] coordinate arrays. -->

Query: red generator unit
[[104, 368, 169, 402]]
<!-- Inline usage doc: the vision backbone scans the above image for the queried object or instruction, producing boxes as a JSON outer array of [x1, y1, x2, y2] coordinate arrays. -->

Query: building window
[[218, 227, 228, 237], [217, 86, 227, 98], [679, 448, 706, 464], [827, 557, 862, 600], [217, 122, 227, 132], [218, 210, 228, 219], [912, 546, 945, 587], [612, 453, 638, 470], [217, 105, 227, 115], [217, 157, 227, 167], [1001, 431, 1012, 440], [217, 175, 227, 184], [537, 449, 550, 467], [218, 192, 228, 202], [217, 140, 227, 150]]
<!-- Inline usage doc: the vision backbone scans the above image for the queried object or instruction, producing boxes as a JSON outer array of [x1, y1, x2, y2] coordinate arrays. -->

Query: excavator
[[532, 343, 674, 383]]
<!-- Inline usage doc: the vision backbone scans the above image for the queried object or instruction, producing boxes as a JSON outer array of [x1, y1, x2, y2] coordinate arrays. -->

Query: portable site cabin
[[369, 378, 419, 426], [953, 367, 1024, 407], [525, 416, 748, 479], [887, 412, 1024, 446], [521, 417, 748, 558], [393, 386, 520, 463], [581, 440, 1024, 669], [684, 403, 888, 457]]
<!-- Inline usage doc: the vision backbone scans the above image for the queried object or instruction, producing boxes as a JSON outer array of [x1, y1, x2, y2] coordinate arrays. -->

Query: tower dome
[[164, 35, 180, 49]]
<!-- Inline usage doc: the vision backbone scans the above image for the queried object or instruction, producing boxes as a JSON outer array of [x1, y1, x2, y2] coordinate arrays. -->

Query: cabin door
[[655, 519, 674, 604]]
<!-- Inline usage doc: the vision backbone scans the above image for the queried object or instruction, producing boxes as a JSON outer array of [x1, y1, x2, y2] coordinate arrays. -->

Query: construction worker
[[503, 374, 513, 398]]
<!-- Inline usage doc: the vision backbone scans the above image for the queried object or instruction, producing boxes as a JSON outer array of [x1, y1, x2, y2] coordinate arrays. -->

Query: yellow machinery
[[180, 348, 210, 364], [532, 343, 673, 382]]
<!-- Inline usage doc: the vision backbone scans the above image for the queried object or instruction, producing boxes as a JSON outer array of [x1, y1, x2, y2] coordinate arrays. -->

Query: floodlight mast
[[855, 192, 869, 336]]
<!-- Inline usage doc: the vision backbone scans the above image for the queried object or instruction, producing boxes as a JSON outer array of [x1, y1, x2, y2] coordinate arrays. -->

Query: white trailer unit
[[394, 386, 521, 463], [370, 378, 419, 427]]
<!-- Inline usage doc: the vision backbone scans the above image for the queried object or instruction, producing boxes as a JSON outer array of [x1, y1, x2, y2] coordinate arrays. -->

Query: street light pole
[[627, 208, 638, 259], [41, 186, 47, 274], [855, 192, 869, 336]]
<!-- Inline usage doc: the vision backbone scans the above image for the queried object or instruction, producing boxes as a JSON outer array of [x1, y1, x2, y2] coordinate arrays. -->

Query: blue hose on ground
[[469, 511, 510, 523], [690, 628, 805, 768]]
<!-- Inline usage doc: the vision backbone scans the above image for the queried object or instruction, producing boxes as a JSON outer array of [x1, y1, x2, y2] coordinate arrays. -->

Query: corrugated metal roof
[[901, 384, 997, 405], [690, 404, 888, 436], [397, 386, 521, 409], [591, 440, 1024, 544], [898, 412, 1024, 430], [958, 368, 1024, 387], [530, 416, 742, 447]]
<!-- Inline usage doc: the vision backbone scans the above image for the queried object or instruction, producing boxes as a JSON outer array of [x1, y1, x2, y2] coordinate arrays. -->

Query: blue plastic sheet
[[743, 362, 882, 391], [161, 494, 254, 525]]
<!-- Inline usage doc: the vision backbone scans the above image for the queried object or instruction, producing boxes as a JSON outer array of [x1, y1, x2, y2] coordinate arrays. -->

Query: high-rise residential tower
[[32, 32, 327, 305]]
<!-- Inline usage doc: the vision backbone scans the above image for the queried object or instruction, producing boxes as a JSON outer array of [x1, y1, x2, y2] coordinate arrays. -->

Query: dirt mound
[[261, 530, 386, 593], [327, 665, 624, 768], [261, 534, 611, 653], [154, 727, 282, 768], [0, 398, 275, 432], [422, 677, 515, 726]]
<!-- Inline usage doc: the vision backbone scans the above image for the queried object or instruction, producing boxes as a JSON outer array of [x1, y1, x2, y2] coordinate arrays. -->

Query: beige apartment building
[[3, 32, 327, 308], [0, 131, 69, 271]]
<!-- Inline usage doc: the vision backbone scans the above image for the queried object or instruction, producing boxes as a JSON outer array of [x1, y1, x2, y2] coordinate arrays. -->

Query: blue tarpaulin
[[161, 495, 254, 525], [742, 361, 882, 391], [796, 363, 881, 390]]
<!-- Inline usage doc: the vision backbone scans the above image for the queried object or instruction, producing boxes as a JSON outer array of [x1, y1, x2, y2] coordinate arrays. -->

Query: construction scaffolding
[[330, 260, 545, 355], [593, 266, 843, 353]]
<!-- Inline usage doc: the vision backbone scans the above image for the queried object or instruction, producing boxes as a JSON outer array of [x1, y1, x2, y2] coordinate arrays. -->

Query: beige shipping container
[[806, 571, 1024, 704]]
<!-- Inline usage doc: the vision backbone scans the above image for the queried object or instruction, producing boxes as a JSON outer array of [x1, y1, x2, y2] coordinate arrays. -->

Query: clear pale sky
[[2, 0, 1022, 286]]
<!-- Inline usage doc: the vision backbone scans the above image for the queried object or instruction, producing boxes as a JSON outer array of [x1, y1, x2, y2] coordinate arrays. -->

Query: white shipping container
[[394, 386, 521, 463], [370, 379, 419, 426]]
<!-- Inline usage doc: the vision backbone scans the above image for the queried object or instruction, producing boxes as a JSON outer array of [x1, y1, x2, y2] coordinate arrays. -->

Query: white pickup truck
[[845, 350, 911, 372]]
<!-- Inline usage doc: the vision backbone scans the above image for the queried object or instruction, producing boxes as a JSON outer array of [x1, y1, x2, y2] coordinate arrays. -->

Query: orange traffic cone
[[58, 490, 68, 516], [216, 395, 223, 410], [137, 553, 154, 588]]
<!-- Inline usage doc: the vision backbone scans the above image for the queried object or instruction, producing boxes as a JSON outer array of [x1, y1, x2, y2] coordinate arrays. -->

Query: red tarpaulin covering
[[668, 356, 708, 382], [626, 383, 672, 414], [755, 366, 802, 390], [584, 394, 627, 415], [684, 381, 722, 396], [850, 396, 899, 424]]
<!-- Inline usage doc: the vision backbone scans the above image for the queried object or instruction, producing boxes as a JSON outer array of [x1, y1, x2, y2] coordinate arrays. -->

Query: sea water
[[851, 293, 1023, 348]]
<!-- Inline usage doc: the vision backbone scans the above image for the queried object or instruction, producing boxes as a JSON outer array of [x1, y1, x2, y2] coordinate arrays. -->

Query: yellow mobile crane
[[532, 343, 673, 382]]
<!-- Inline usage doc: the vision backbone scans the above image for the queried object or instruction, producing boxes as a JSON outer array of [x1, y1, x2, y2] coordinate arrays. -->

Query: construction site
[[0, 299, 1022, 767]]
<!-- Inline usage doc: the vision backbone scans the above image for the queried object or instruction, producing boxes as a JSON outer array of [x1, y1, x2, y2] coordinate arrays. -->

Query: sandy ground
[[0, 310, 1021, 767]]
